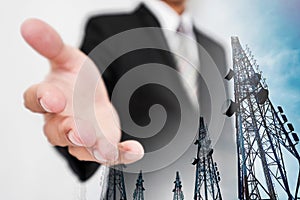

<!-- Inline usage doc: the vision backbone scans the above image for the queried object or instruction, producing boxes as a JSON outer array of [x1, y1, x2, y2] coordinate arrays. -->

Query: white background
[[0, 1, 142, 199]]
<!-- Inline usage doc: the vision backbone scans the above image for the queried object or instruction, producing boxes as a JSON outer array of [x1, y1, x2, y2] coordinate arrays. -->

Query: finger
[[95, 104, 121, 142], [24, 83, 66, 113], [20, 18, 86, 71], [92, 139, 144, 164], [68, 140, 144, 165], [92, 137, 119, 164], [43, 116, 97, 147], [118, 140, 144, 164], [68, 146, 98, 162], [43, 115, 70, 146]]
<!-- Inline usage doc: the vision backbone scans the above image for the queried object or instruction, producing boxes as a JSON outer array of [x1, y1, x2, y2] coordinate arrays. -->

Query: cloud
[[256, 47, 300, 129]]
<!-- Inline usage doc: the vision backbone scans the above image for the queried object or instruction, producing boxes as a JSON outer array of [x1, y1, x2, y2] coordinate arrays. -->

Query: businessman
[[22, 0, 227, 191]]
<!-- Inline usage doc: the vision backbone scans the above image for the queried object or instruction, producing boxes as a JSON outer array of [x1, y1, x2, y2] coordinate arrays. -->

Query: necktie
[[175, 20, 199, 107]]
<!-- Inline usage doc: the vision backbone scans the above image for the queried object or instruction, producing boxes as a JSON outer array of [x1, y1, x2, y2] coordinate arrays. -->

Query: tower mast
[[230, 36, 300, 200], [193, 117, 222, 200], [133, 171, 145, 200], [173, 171, 184, 200], [103, 165, 127, 200]]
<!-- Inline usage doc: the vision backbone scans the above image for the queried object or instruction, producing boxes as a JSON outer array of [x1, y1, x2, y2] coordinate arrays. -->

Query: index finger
[[23, 83, 66, 113]]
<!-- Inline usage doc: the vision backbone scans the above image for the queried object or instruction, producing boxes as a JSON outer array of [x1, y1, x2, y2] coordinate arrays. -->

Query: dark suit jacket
[[56, 3, 227, 182]]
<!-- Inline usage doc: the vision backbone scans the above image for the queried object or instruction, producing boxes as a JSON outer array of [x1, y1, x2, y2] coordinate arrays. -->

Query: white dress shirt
[[144, 0, 200, 107], [143, 0, 196, 48]]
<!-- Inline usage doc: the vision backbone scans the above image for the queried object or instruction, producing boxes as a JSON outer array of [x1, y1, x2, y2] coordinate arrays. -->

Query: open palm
[[21, 18, 144, 165]]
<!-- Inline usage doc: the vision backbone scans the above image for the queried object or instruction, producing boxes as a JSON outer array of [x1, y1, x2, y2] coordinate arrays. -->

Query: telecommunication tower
[[229, 36, 300, 200], [193, 117, 222, 200], [173, 171, 184, 200], [103, 165, 127, 200], [133, 171, 145, 200]]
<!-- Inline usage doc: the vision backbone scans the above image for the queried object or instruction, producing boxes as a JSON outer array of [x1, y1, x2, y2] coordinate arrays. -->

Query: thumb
[[21, 18, 64, 61], [21, 18, 85, 69]]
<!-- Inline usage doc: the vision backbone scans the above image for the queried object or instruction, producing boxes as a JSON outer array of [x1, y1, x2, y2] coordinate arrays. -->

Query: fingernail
[[67, 130, 84, 146], [105, 148, 119, 162], [99, 140, 119, 162], [75, 119, 97, 147], [93, 149, 107, 163], [39, 99, 52, 112], [95, 140, 119, 162], [123, 151, 142, 162]]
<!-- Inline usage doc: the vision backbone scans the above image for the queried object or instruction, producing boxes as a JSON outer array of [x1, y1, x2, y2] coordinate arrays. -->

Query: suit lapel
[[135, 4, 177, 70], [193, 26, 227, 122]]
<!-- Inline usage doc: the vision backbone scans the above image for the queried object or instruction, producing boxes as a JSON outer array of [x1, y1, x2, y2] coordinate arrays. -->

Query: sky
[[192, 0, 300, 199], [203, 0, 300, 129], [0, 0, 299, 199]]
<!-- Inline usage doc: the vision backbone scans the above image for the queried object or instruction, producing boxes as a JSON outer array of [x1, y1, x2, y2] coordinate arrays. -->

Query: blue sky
[[248, 0, 300, 134], [254, 3, 300, 197], [195, 0, 300, 108]]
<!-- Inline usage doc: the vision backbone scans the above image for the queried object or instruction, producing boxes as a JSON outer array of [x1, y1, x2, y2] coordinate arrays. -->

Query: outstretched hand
[[21, 18, 144, 165]]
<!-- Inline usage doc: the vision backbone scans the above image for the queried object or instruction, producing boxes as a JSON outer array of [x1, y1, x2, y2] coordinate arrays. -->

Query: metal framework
[[193, 117, 222, 200], [133, 171, 145, 200], [231, 36, 300, 200], [173, 171, 185, 200], [103, 165, 127, 200]]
